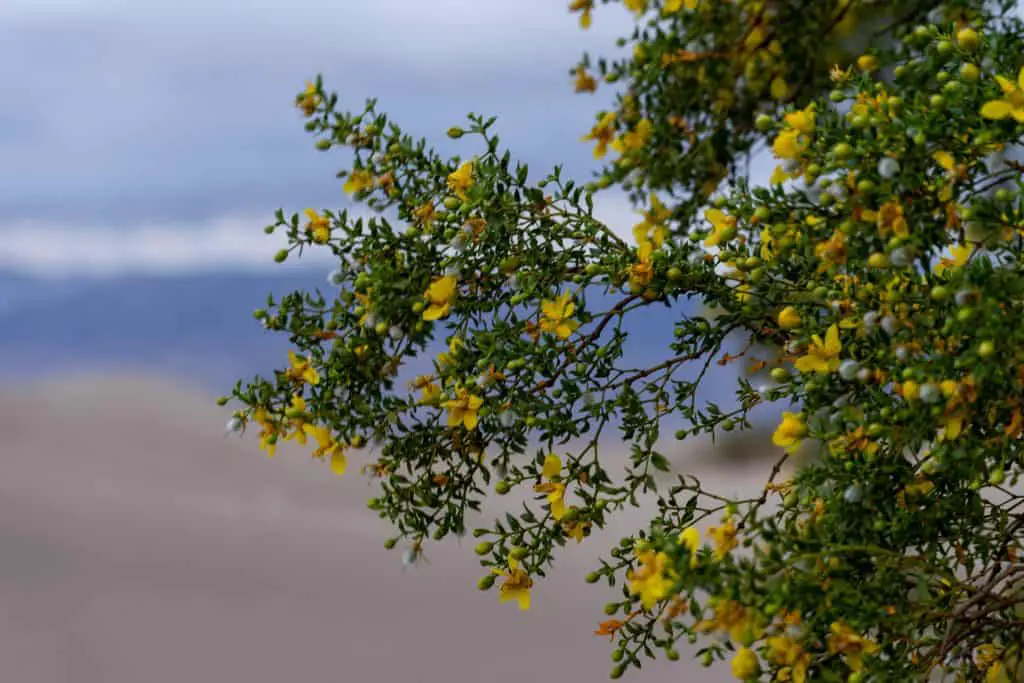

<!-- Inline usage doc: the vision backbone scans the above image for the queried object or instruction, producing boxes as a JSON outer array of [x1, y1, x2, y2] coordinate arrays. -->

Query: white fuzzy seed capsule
[[863, 311, 880, 328], [839, 360, 860, 381], [226, 416, 243, 433], [843, 484, 863, 504], [388, 326, 403, 341], [920, 383, 942, 403], [856, 367, 873, 383], [499, 411, 516, 428], [881, 315, 900, 336], [954, 288, 978, 307], [889, 248, 912, 268], [877, 157, 901, 179]]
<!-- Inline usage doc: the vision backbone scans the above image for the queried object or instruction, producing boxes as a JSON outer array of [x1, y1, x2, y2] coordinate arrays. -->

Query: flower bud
[[477, 574, 496, 590], [956, 27, 980, 51], [474, 542, 494, 556]]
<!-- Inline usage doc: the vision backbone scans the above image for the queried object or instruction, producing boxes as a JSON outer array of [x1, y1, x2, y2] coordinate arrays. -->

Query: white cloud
[[0, 214, 336, 278], [0, 193, 641, 279]]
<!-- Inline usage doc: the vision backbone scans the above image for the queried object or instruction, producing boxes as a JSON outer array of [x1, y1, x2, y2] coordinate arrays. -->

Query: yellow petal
[[542, 454, 562, 479], [422, 304, 447, 321], [705, 208, 727, 228], [933, 151, 955, 171], [824, 324, 841, 353], [463, 411, 479, 431], [770, 75, 789, 100], [330, 452, 347, 477], [981, 100, 1013, 120], [794, 356, 825, 374]]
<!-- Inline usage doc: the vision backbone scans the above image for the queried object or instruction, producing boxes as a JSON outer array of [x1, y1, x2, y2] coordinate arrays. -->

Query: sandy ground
[[0, 375, 783, 683]]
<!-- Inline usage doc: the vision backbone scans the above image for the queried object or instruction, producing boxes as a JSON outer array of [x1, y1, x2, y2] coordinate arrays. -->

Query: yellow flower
[[933, 150, 956, 173], [632, 194, 671, 248], [412, 201, 436, 226], [664, 0, 698, 12], [423, 275, 458, 321], [343, 168, 374, 194], [827, 621, 877, 672], [678, 526, 701, 567], [770, 75, 789, 100], [281, 395, 311, 446], [772, 412, 807, 452], [976, 644, 1011, 683], [628, 550, 676, 610], [447, 161, 475, 200], [856, 54, 879, 72], [574, 68, 597, 93], [540, 291, 580, 339], [767, 635, 810, 683], [624, 0, 646, 13], [494, 557, 533, 610], [296, 81, 321, 117], [777, 306, 801, 330], [611, 118, 653, 154], [303, 423, 348, 476], [569, 0, 594, 29], [254, 407, 280, 458], [731, 647, 760, 679], [562, 515, 590, 543], [708, 518, 738, 559], [541, 453, 562, 479], [304, 209, 331, 243], [704, 208, 737, 247], [442, 387, 484, 430], [772, 130, 802, 160], [771, 106, 815, 165], [437, 336, 464, 370], [582, 112, 617, 159], [534, 454, 567, 520], [286, 350, 320, 385], [629, 241, 655, 289], [794, 324, 842, 374], [410, 375, 441, 404], [981, 67, 1024, 121]]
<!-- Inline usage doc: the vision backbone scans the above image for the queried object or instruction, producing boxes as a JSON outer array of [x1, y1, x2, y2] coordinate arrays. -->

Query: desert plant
[[226, 1, 1024, 679]]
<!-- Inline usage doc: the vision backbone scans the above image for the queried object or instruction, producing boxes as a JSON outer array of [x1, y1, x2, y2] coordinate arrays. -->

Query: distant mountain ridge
[[0, 270, 750, 423]]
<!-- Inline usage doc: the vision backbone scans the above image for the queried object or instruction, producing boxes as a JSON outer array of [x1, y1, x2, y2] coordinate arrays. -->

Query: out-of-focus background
[[1, 2, 783, 681]]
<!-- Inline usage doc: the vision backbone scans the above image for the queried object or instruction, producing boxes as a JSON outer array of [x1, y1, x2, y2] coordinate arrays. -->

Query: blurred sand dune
[[0, 375, 781, 683]]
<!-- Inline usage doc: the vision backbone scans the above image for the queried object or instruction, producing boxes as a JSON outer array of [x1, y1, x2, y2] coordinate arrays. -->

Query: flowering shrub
[[226, 0, 1024, 680]]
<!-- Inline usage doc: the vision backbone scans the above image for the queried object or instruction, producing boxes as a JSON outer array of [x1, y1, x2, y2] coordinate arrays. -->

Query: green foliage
[[229, 1, 1024, 680]]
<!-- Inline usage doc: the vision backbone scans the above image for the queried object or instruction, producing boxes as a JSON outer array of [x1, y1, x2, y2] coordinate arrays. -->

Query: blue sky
[[0, 0, 668, 277]]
